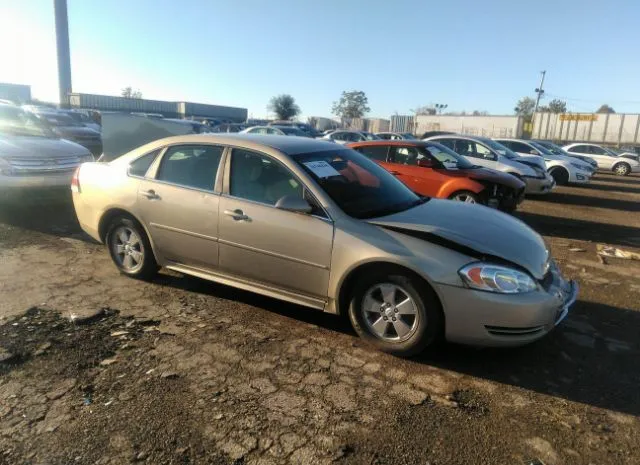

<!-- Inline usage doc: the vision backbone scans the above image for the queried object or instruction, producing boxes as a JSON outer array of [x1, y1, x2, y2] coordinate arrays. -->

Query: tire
[[448, 190, 480, 204], [549, 166, 570, 185], [613, 162, 631, 176], [347, 268, 443, 357], [105, 215, 158, 280]]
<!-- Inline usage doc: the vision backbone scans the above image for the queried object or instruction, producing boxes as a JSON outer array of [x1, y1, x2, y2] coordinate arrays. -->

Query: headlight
[[459, 263, 538, 294]]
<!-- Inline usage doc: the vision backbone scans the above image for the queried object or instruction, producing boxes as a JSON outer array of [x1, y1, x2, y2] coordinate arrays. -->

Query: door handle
[[389, 170, 400, 175], [224, 209, 249, 221], [142, 189, 160, 200]]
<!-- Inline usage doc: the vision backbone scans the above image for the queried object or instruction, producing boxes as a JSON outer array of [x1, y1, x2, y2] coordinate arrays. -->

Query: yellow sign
[[559, 114, 598, 122]]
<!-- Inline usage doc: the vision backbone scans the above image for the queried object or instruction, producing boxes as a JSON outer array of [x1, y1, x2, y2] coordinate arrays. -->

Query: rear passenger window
[[128, 149, 161, 177], [436, 139, 456, 150], [358, 145, 389, 161], [156, 145, 223, 191]]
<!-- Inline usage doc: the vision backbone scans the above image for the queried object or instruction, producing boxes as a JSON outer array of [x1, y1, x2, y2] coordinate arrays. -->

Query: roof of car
[[347, 140, 437, 147], [141, 133, 342, 156]]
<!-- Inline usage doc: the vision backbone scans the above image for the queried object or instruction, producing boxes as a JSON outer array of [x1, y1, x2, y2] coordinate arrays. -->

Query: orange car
[[348, 140, 525, 212]]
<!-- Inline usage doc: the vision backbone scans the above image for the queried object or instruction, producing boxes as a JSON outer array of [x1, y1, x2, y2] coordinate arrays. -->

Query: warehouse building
[[0, 83, 32, 103], [68, 92, 247, 122]]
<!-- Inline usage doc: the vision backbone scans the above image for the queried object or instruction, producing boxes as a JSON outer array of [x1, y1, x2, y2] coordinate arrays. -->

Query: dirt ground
[[1, 172, 640, 465]]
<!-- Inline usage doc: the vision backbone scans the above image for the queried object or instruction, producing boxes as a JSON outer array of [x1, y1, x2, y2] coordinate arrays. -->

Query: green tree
[[539, 99, 567, 113], [514, 96, 536, 117], [332, 90, 370, 119], [596, 104, 615, 114], [411, 105, 436, 116], [267, 94, 301, 120], [121, 87, 142, 99]]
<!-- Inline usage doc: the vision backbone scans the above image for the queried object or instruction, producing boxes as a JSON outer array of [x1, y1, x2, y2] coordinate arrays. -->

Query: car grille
[[8, 156, 84, 175], [485, 325, 545, 337]]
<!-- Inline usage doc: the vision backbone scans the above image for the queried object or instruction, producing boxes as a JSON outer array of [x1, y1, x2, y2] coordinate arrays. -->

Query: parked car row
[[0, 103, 94, 191], [71, 133, 578, 356]]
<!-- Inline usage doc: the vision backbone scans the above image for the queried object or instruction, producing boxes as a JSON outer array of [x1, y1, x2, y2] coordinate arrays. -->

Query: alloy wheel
[[111, 226, 145, 272], [361, 283, 420, 342], [615, 164, 630, 176], [452, 193, 477, 203]]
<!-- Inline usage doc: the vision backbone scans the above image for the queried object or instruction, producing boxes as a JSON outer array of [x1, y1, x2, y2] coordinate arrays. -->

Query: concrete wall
[[415, 115, 524, 138], [533, 112, 640, 145]]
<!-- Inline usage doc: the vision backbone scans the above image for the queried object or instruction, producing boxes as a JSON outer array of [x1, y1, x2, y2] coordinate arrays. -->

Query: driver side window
[[389, 147, 420, 165], [473, 143, 493, 158], [230, 149, 303, 205], [590, 146, 607, 155]]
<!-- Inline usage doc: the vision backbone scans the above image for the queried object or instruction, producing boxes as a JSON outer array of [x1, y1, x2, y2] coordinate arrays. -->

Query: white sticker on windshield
[[304, 160, 341, 178]]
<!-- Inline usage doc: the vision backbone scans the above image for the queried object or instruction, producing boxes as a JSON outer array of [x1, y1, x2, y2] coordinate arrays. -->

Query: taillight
[[71, 167, 81, 193]]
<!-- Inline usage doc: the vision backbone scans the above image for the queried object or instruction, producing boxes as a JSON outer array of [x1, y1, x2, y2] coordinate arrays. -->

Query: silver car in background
[[0, 103, 94, 192], [72, 134, 576, 356], [426, 135, 555, 195], [563, 143, 640, 176]]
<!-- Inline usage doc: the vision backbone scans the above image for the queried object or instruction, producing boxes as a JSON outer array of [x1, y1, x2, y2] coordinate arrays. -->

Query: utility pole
[[54, 0, 72, 108], [533, 70, 546, 114]]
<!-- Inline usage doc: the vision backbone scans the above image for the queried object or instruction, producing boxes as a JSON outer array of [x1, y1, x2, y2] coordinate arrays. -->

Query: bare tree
[[411, 105, 436, 116], [514, 97, 536, 117], [121, 87, 143, 99]]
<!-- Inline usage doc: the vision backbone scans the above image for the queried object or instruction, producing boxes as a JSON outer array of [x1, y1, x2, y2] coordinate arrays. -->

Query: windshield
[[603, 147, 621, 156], [535, 141, 566, 155], [529, 141, 555, 156], [0, 105, 54, 138], [294, 148, 423, 219], [423, 142, 476, 169], [278, 127, 306, 136], [40, 113, 81, 127], [480, 138, 519, 159], [361, 132, 380, 140]]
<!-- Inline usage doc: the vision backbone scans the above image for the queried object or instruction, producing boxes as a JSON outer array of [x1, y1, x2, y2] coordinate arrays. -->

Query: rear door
[[587, 145, 616, 169], [136, 144, 224, 270], [566, 144, 597, 165]]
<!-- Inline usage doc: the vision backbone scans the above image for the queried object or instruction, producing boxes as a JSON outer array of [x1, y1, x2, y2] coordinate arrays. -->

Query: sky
[[1, 0, 640, 119]]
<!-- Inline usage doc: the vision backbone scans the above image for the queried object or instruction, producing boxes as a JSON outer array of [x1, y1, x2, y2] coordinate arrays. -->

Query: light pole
[[533, 70, 546, 114], [54, 0, 72, 107]]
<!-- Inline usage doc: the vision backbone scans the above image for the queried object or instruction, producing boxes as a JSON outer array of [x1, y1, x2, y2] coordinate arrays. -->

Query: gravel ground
[[1, 172, 640, 465]]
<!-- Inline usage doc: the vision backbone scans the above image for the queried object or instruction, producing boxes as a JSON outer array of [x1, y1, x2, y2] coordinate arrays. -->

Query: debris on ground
[[597, 244, 640, 261]]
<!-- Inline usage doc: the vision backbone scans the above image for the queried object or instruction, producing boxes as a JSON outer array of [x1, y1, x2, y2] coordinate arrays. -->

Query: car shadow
[[515, 211, 640, 247], [576, 182, 640, 195], [415, 300, 640, 417], [592, 172, 640, 184], [155, 272, 640, 416], [0, 193, 92, 242], [534, 192, 640, 212]]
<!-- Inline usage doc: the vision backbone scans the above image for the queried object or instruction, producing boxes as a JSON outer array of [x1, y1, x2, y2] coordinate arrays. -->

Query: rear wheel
[[106, 216, 158, 280], [549, 166, 570, 185], [448, 190, 480, 204], [348, 269, 443, 356], [613, 162, 631, 176]]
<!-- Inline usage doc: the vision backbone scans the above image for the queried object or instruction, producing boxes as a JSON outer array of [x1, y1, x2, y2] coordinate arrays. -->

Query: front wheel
[[613, 162, 631, 176], [549, 167, 570, 185], [106, 216, 158, 280], [448, 190, 480, 204], [348, 269, 443, 357]]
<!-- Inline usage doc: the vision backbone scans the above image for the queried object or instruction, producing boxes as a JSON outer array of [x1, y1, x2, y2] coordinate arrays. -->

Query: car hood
[[463, 167, 525, 189], [495, 155, 537, 176], [0, 134, 90, 158], [368, 199, 549, 279]]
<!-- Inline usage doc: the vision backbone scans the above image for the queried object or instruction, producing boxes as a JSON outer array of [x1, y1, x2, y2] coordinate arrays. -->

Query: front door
[[217, 148, 334, 299], [387, 145, 444, 197], [136, 144, 224, 269]]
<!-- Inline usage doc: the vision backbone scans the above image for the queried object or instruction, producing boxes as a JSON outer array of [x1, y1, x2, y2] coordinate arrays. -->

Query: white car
[[320, 130, 380, 145], [496, 138, 593, 185], [240, 126, 286, 135], [563, 143, 640, 176], [426, 135, 555, 195]]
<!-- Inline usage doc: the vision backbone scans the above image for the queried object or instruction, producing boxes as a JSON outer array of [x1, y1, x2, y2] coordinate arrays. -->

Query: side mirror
[[275, 195, 312, 214], [417, 158, 433, 168]]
